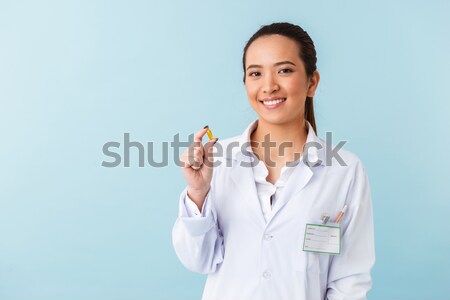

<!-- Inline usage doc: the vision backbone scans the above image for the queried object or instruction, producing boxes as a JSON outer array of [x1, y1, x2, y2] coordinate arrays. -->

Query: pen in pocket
[[334, 204, 348, 224]]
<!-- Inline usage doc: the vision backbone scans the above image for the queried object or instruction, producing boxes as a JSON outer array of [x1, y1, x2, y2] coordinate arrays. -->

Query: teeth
[[263, 98, 286, 105]]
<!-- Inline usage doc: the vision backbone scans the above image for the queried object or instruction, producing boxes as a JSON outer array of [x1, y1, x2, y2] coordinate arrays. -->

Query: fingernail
[[203, 125, 209, 129]]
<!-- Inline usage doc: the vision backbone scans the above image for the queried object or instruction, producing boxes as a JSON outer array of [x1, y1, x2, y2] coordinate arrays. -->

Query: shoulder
[[319, 142, 372, 208], [319, 138, 369, 182], [332, 146, 364, 169]]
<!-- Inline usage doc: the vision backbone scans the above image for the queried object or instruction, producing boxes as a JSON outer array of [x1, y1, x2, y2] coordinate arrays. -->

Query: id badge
[[303, 223, 341, 255]]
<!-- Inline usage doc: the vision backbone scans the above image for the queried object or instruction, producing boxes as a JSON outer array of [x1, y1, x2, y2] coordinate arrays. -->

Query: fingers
[[193, 126, 210, 143], [190, 145, 204, 170], [179, 126, 218, 170], [203, 138, 219, 168], [180, 137, 218, 170], [180, 145, 203, 169]]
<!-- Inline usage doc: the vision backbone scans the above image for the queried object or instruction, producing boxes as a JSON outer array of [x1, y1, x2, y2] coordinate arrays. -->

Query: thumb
[[203, 138, 219, 169]]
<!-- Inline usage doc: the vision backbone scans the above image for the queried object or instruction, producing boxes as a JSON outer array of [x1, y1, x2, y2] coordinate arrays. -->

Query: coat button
[[264, 234, 273, 241], [262, 271, 271, 279]]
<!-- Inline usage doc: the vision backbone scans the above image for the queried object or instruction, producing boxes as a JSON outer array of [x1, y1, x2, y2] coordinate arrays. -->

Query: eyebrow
[[246, 61, 296, 71]]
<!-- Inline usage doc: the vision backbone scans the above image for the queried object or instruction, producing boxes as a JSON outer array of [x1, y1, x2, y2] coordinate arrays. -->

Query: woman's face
[[244, 34, 319, 126]]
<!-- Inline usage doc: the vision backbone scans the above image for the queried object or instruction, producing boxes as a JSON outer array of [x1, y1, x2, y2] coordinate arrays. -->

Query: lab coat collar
[[230, 119, 326, 168], [227, 119, 326, 227]]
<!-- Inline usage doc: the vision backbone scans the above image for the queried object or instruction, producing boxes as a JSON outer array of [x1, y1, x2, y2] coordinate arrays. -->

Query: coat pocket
[[297, 219, 331, 274], [297, 248, 321, 273]]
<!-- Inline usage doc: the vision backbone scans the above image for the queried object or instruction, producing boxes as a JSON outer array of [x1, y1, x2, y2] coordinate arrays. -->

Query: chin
[[258, 115, 288, 125], [259, 113, 302, 125]]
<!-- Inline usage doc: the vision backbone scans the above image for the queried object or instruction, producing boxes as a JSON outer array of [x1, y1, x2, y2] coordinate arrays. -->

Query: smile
[[259, 97, 286, 109]]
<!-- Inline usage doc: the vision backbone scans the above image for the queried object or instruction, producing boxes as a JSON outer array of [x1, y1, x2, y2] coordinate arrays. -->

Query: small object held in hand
[[204, 125, 214, 140]]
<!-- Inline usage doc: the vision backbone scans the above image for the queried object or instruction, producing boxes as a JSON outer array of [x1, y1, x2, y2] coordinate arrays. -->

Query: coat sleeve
[[172, 186, 224, 274], [326, 160, 376, 300]]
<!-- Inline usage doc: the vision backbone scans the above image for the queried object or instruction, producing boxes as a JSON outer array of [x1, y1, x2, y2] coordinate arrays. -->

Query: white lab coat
[[172, 120, 375, 300]]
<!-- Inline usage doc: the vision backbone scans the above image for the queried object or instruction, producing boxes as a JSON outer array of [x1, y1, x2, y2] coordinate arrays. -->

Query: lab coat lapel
[[266, 161, 314, 224], [226, 119, 324, 228], [227, 120, 266, 227], [230, 159, 267, 227], [266, 121, 325, 225]]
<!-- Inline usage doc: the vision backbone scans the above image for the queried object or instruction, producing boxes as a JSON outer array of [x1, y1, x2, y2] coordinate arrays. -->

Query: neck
[[251, 118, 309, 158]]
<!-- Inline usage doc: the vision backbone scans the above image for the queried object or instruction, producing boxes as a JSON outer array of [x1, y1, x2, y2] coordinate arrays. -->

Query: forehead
[[246, 34, 301, 65]]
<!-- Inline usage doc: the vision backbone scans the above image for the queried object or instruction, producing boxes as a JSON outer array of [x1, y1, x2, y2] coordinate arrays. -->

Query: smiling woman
[[173, 22, 375, 300], [244, 33, 321, 182], [243, 23, 319, 132], [244, 35, 319, 129]]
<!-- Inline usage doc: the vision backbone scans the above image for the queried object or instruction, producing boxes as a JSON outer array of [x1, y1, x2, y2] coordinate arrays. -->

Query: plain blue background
[[1, 0, 449, 299]]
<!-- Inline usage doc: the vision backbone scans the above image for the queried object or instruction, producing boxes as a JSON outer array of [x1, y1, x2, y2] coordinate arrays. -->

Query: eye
[[279, 68, 293, 74], [248, 71, 261, 77]]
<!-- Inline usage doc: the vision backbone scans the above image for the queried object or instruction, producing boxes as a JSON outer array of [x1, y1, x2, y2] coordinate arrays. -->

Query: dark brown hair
[[242, 22, 318, 133]]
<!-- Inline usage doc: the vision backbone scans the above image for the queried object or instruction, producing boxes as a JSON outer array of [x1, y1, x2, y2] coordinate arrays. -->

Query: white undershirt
[[250, 152, 298, 222]]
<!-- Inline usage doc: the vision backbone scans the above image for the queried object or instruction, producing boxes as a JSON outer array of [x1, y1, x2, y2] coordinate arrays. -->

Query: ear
[[307, 70, 320, 97]]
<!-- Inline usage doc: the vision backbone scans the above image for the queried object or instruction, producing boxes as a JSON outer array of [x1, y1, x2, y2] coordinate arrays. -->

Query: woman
[[173, 22, 375, 300]]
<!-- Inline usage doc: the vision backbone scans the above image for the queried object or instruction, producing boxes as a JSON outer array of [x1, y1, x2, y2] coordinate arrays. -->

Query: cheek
[[284, 79, 308, 110], [245, 83, 258, 99], [287, 76, 308, 96]]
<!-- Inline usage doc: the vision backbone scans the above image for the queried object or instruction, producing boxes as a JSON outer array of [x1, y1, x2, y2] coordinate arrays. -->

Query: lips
[[259, 97, 287, 109], [260, 98, 286, 105]]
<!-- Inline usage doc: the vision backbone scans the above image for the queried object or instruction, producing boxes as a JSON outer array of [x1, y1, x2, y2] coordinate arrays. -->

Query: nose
[[262, 73, 279, 94]]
